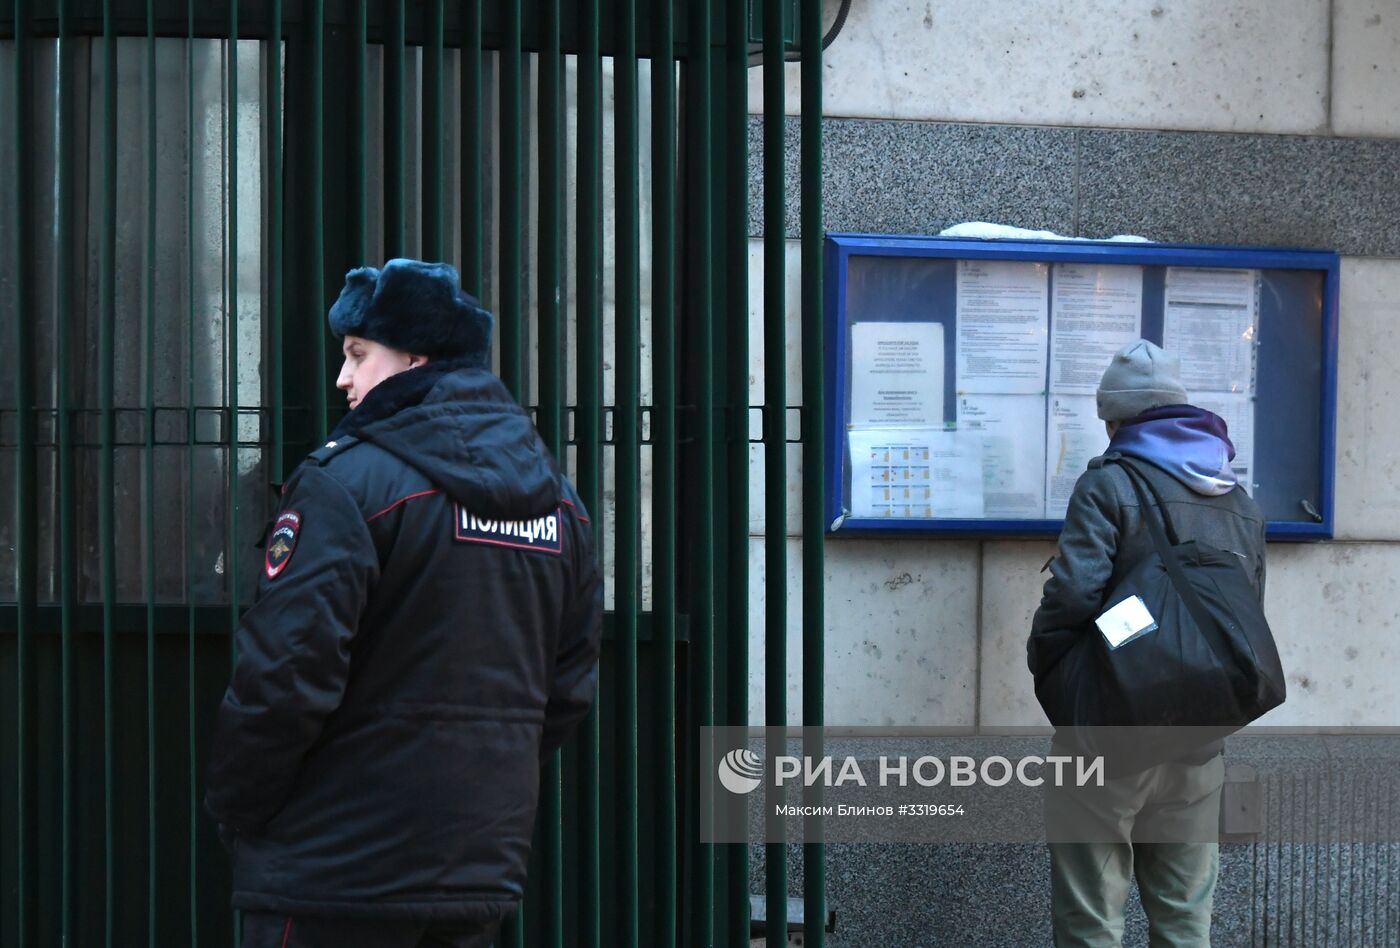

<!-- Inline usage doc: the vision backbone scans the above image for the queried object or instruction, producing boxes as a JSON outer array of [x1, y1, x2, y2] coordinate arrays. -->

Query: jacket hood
[[330, 360, 560, 517], [1106, 404, 1238, 497]]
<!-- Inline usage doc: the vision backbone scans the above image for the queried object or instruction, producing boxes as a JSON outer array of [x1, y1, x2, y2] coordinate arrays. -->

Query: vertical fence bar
[[800, 0, 825, 942], [686, 0, 715, 940], [575, 1, 604, 941], [349, 0, 366, 264], [762, 0, 788, 936], [498, 2, 523, 398], [649, 0, 678, 942], [383, 0, 404, 257], [11, 1, 36, 944], [267, 0, 283, 475], [459, 1, 482, 293], [496, 9, 524, 936], [614, 0, 641, 942], [309, 0, 326, 440], [226, 2, 240, 624], [226, 7, 243, 943], [100, 4, 119, 942], [421, 0, 443, 259], [55, 0, 76, 939], [144, 3, 160, 944], [723, 0, 750, 941], [494, 0, 520, 919], [185, 4, 199, 940], [536, 0, 566, 942]]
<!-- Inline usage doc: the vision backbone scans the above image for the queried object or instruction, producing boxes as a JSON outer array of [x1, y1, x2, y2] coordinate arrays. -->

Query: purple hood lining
[[1107, 404, 1238, 497]]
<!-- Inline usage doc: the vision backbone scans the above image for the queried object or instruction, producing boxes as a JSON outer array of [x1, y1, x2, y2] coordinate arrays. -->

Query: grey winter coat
[[1030, 451, 1267, 645]]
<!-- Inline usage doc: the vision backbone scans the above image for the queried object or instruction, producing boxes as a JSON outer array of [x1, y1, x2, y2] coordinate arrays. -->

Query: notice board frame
[[823, 233, 1340, 541]]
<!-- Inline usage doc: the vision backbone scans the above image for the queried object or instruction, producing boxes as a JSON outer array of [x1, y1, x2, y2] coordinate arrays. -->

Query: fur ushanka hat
[[328, 258, 493, 366]]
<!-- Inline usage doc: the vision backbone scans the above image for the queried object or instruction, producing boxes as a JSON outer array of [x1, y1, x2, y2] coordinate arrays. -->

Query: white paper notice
[[1050, 263, 1144, 394], [955, 260, 1049, 394], [848, 429, 984, 519], [1045, 395, 1110, 519], [956, 394, 1047, 519], [1163, 267, 1258, 393], [1193, 391, 1256, 493], [1096, 595, 1158, 650], [849, 322, 945, 426]]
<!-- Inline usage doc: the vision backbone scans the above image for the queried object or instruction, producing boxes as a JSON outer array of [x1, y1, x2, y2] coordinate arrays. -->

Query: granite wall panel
[[750, 117, 1400, 256]]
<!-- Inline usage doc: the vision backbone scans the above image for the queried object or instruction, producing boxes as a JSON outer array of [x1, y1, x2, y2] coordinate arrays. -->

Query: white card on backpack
[[1096, 595, 1158, 650]]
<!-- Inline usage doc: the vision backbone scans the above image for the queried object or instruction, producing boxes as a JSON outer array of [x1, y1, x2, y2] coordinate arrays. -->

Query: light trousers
[[1047, 753, 1225, 947]]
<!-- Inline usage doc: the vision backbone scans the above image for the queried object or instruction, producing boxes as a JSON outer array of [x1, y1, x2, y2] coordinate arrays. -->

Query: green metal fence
[[0, 2, 824, 945]]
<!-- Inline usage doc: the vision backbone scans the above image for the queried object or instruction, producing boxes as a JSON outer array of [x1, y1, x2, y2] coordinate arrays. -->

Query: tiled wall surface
[[743, 3, 1400, 940], [746, 537, 981, 727], [976, 540, 1400, 728], [743, 1, 1400, 731], [1335, 258, 1400, 538], [1332, 0, 1400, 136], [750, 0, 1400, 138]]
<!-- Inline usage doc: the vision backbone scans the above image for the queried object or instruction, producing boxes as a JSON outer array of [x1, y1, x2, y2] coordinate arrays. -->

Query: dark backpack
[[1031, 458, 1286, 767]]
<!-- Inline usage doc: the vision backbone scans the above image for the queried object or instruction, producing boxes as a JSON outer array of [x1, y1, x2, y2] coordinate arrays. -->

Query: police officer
[[206, 259, 603, 948]]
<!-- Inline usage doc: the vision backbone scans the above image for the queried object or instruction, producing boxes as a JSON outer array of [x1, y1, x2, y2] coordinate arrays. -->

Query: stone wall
[[745, 2, 1400, 942]]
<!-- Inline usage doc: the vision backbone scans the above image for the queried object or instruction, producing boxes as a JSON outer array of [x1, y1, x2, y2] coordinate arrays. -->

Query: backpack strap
[[1112, 457, 1181, 547]]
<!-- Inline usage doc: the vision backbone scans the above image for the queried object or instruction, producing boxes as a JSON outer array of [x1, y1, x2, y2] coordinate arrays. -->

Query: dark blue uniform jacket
[[205, 359, 603, 923]]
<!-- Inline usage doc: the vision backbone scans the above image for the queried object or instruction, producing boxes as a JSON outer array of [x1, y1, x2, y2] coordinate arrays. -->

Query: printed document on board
[[956, 394, 1047, 519], [1049, 263, 1144, 394], [955, 260, 1049, 394], [848, 428, 984, 519], [1163, 267, 1258, 394], [1045, 395, 1110, 518], [849, 321, 945, 426]]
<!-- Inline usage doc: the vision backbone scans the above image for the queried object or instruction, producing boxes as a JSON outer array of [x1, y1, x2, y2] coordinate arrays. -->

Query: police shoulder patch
[[264, 511, 302, 579], [454, 505, 562, 554]]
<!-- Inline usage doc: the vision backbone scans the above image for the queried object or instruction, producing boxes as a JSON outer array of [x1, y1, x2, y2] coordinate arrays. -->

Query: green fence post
[[762, 0, 789, 937], [498, 1, 523, 400], [383, 0, 404, 257], [184, 6, 199, 941], [422, 0, 444, 260], [349, 0, 366, 266], [800, 0, 825, 943], [266, 0, 283, 474], [537, 0, 566, 942], [497, 0, 527, 901], [724, 1, 750, 942], [310, 0, 326, 440], [225, 0, 241, 660], [576, 1, 605, 941], [650, 0, 678, 941], [144, 4, 162, 943], [226, 11, 242, 940], [11, 1, 37, 944], [686, 0, 715, 941], [55, 1, 77, 940], [100, 4, 119, 942], [459, 2, 482, 295], [615, 0, 642, 943]]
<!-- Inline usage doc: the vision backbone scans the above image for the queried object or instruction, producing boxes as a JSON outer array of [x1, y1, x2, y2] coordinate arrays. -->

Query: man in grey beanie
[[1029, 340, 1266, 947]]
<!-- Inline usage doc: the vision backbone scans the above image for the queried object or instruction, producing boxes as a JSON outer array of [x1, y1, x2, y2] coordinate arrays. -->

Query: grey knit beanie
[[1095, 340, 1189, 421]]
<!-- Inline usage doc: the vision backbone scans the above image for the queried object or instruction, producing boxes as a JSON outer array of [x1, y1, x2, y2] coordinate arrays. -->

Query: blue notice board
[[824, 234, 1339, 540]]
